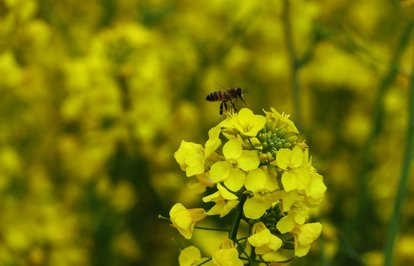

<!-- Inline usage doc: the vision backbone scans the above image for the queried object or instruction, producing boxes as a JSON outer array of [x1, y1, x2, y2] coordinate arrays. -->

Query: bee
[[205, 87, 247, 115]]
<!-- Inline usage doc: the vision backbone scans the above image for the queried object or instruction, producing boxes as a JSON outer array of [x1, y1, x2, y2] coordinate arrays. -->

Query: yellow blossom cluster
[[171, 108, 326, 264]]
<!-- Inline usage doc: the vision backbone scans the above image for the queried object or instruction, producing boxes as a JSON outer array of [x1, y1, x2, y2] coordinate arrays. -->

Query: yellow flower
[[230, 108, 266, 137], [280, 190, 300, 212], [205, 117, 232, 158], [304, 170, 327, 206], [292, 223, 323, 257], [179, 246, 208, 266], [205, 124, 222, 158], [210, 139, 259, 191], [248, 222, 282, 255], [212, 239, 243, 266], [244, 166, 279, 193], [276, 201, 308, 233], [274, 146, 304, 170], [243, 167, 281, 219], [274, 146, 310, 192], [169, 203, 206, 239], [202, 184, 239, 217], [264, 108, 299, 135], [262, 249, 294, 263], [174, 141, 205, 177], [243, 192, 279, 219]]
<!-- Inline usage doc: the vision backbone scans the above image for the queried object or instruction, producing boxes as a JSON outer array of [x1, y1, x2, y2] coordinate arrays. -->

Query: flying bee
[[205, 87, 247, 115]]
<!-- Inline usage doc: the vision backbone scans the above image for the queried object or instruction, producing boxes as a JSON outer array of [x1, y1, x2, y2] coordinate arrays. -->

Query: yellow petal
[[245, 168, 267, 192], [295, 168, 311, 190], [202, 190, 221, 203], [276, 148, 291, 170], [306, 172, 327, 199], [290, 146, 304, 168], [243, 197, 268, 219], [281, 190, 298, 212], [268, 234, 283, 251], [212, 242, 243, 266], [174, 141, 205, 177], [224, 168, 245, 192], [237, 108, 254, 125], [296, 223, 322, 246], [205, 125, 222, 158], [223, 139, 242, 160], [210, 161, 230, 183], [237, 150, 260, 171], [217, 183, 238, 200], [169, 203, 206, 239], [281, 171, 297, 192], [179, 246, 202, 266], [276, 214, 296, 233], [295, 244, 311, 257]]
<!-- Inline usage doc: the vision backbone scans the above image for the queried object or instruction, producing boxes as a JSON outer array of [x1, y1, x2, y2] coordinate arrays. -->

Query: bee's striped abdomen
[[205, 90, 229, 102]]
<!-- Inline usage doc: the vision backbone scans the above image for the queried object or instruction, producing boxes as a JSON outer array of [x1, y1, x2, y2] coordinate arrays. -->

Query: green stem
[[281, 0, 303, 132], [194, 226, 229, 232], [229, 194, 247, 241], [384, 25, 414, 266], [157, 215, 170, 221], [158, 215, 229, 232], [351, 21, 413, 237]]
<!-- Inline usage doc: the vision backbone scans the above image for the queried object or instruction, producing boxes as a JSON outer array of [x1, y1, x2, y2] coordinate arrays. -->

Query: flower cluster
[[170, 108, 327, 265]]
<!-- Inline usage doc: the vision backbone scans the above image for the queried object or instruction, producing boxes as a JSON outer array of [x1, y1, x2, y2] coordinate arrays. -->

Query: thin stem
[[158, 214, 230, 232], [281, 0, 303, 132], [158, 215, 170, 221], [384, 25, 414, 266], [194, 226, 229, 232], [197, 258, 212, 266], [350, 21, 414, 237], [229, 194, 247, 241]]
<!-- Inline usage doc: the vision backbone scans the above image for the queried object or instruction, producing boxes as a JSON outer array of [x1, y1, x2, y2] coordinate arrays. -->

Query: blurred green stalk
[[281, 0, 303, 132], [383, 24, 414, 266], [350, 21, 413, 245]]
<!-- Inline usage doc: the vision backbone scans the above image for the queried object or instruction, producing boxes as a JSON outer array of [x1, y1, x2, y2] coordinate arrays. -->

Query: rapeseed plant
[[169, 107, 326, 265]]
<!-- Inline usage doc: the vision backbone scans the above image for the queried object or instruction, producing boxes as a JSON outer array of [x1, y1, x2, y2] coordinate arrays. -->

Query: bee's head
[[235, 87, 245, 94]]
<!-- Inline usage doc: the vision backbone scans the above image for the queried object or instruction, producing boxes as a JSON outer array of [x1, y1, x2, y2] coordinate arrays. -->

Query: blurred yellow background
[[0, 0, 413, 265]]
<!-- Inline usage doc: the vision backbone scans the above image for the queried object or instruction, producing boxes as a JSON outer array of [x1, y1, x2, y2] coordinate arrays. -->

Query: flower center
[[243, 125, 252, 133], [229, 159, 238, 167], [257, 124, 297, 157]]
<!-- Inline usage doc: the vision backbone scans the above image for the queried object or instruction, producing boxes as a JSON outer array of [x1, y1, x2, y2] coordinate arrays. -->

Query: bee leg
[[219, 101, 225, 115], [238, 95, 246, 106], [241, 97, 247, 106], [230, 100, 238, 113]]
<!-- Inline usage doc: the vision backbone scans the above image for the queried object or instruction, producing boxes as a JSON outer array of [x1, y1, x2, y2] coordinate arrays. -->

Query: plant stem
[[281, 0, 303, 132], [229, 194, 247, 241], [384, 24, 414, 266], [350, 21, 413, 237], [194, 226, 229, 232]]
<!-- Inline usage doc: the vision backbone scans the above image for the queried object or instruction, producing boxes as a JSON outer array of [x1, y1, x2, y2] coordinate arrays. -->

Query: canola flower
[[169, 107, 326, 265]]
